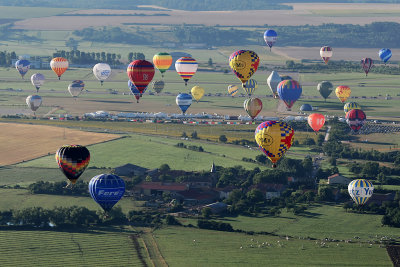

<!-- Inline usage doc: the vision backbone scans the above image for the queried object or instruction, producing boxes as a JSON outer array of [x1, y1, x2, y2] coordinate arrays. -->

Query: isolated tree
[[208, 58, 213, 66], [219, 135, 227, 143]]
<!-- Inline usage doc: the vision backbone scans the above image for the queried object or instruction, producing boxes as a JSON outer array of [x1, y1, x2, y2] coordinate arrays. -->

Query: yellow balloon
[[255, 121, 295, 168], [191, 85, 205, 102], [229, 50, 260, 84], [335, 86, 351, 103]]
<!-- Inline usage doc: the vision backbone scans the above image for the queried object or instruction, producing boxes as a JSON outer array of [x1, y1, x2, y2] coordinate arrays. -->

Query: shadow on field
[[217, 105, 243, 109], [86, 100, 133, 104], [0, 225, 137, 235]]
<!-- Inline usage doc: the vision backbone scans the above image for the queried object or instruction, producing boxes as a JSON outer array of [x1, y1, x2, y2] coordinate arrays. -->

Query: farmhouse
[[249, 183, 286, 200], [328, 174, 351, 185], [135, 182, 189, 196], [114, 163, 149, 177]]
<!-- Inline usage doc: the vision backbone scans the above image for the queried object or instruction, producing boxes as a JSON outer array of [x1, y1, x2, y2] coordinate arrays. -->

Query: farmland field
[[0, 227, 148, 267], [0, 122, 120, 165]]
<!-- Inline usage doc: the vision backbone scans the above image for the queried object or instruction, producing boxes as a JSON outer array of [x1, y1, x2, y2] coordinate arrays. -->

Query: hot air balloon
[[26, 95, 42, 114], [50, 57, 68, 80], [267, 71, 281, 98], [152, 80, 165, 94], [264, 29, 277, 51], [255, 121, 295, 168], [228, 85, 238, 97], [30, 73, 45, 93], [127, 60, 155, 95], [89, 174, 125, 212], [320, 46, 332, 64], [300, 104, 313, 112], [345, 109, 366, 133], [343, 102, 361, 114], [361, 58, 373, 76], [244, 98, 263, 120], [191, 85, 204, 102], [317, 81, 333, 101], [15, 59, 30, 78], [175, 57, 198, 86], [128, 80, 141, 103], [277, 79, 302, 110], [55, 145, 90, 185], [379, 48, 392, 64], [229, 50, 260, 86], [176, 93, 192, 114], [242, 79, 258, 96], [335, 86, 351, 103], [68, 80, 85, 98], [348, 179, 374, 205], [308, 113, 325, 134], [153, 52, 172, 77], [93, 63, 111, 85]]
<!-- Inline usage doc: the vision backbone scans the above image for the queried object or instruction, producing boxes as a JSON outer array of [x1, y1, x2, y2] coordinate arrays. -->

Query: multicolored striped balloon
[[228, 85, 238, 97], [242, 79, 258, 96], [175, 57, 198, 86], [361, 58, 373, 76], [50, 57, 68, 80], [176, 93, 192, 114], [244, 98, 262, 119], [379, 48, 392, 64], [348, 179, 374, 205], [277, 79, 302, 109], [127, 60, 155, 94], [320, 46, 332, 64], [153, 52, 172, 77], [343, 102, 361, 114]]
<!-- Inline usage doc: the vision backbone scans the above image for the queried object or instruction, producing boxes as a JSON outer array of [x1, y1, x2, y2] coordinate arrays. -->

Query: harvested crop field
[[0, 122, 120, 166], [12, 3, 400, 30]]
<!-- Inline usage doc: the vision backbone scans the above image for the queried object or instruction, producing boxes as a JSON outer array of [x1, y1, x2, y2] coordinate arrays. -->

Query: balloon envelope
[[317, 81, 333, 100], [308, 113, 325, 133], [229, 50, 259, 84], [93, 63, 111, 84], [343, 102, 361, 114], [127, 60, 155, 94], [176, 93, 192, 114], [153, 52, 172, 76], [191, 85, 205, 102], [264, 29, 277, 49], [335, 86, 351, 103], [242, 79, 258, 96], [267, 71, 281, 97], [244, 98, 263, 119], [348, 179, 374, 205], [50, 57, 68, 79], [255, 121, 294, 167], [55, 145, 90, 184], [26, 95, 42, 112], [152, 80, 165, 94], [128, 80, 141, 102], [68, 80, 85, 98], [361, 58, 373, 76], [228, 85, 238, 97], [300, 104, 313, 111], [345, 109, 366, 133], [175, 57, 198, 85], [30, 73, 45, 92], [320, 46, 332, 64], [89, 174, 125, 212], [379, 48, 392, 63], [15, 59, 30, 78], [277, 79, 302, 109]]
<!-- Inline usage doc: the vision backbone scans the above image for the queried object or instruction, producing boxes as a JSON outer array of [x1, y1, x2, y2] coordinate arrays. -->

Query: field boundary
[[387, 245, 400, 266], [129, 234, 149, 267], [141, 228, 169, 267]]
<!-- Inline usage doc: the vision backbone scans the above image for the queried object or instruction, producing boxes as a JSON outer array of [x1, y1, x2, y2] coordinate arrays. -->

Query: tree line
[[52, 50, 122, 65], [0, 51, 17, 67]]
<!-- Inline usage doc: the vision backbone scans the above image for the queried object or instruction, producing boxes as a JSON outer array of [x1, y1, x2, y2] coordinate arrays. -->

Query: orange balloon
[[50, 57, 69, 80], [308, 113, 325, 133]]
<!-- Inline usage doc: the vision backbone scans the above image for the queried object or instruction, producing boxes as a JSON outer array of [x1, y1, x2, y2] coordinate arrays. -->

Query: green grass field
[[0, 227, 148, 267], [154, 226, 392, 266]]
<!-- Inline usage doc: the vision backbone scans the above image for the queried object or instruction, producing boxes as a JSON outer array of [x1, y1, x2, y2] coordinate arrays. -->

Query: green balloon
[[317, 81, 333, 100]]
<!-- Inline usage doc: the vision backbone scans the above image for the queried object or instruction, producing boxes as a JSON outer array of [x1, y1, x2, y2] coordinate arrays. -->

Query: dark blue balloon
[[89, 174, 125, 212], [300, 104, 313, 111], [15, 59, 30, 77], [176, 93, 192, 114], [379, 48, 392, 63]]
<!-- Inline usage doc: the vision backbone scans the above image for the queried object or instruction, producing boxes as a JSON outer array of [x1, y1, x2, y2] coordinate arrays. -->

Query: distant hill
[[3, 0, 399, 11]]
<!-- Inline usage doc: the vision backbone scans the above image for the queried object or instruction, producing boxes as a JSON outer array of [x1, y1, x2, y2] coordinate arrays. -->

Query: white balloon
[[26, 95, 42, 111], [93, 63, 111, 84], [30, 73, 45, 92]]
